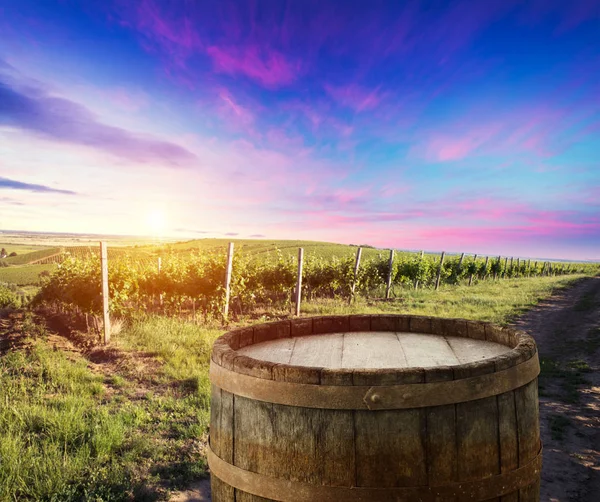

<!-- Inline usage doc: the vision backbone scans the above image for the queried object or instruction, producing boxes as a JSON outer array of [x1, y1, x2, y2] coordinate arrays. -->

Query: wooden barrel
[[209, 315, 541, 502]]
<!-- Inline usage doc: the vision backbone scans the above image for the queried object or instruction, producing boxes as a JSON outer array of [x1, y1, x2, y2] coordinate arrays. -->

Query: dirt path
[[513, 276, 600, 502]]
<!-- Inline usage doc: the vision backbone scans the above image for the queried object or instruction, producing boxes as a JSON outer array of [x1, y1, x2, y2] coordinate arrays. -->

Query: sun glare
[[145, 209, 167, 235]]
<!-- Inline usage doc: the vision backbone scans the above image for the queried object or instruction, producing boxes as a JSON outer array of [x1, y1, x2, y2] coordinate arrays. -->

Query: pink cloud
[[206, 45, 301, 88], [265, 128, 306, 151], [325, 84, 384, 112], [217, 90, 255, 127], [101, 87, 149, 113], [380, 185, 411, 198], [131, 0, 203, 67], [412, 124, 502, 161], [410, 92, 600, 163]]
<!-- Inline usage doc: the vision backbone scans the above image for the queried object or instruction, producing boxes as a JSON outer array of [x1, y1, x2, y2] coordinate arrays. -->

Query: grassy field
[[141, 238, 427, 262], [0, 264, 56, 286], [0, 243, 52, 256], [0, 273, 590, 501], [0, 312, 218, 501], [302, 275, 588, 325], [0, 248, 60, 266]]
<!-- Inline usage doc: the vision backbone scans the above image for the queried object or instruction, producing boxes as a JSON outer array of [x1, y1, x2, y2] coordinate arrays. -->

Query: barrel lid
[[237, 332, 510, 370], [211, 315, 538, 384]]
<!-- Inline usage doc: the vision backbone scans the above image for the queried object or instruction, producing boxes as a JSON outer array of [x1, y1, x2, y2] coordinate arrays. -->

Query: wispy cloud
[[0, 71, 197, 166], [325, 84, 384, 112], [0, 196, 25, 206], [207, 45, 301, 88], [410, 92, 600, 162], [127, 0, 203, 67], [0, 177, 77, 195]]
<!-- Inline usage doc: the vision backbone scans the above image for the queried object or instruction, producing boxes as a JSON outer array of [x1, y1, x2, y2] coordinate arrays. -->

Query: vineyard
[[34, 243, 600, 322]]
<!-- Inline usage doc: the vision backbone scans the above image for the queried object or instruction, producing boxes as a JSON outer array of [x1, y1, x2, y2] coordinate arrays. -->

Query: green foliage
[[0, 264, 56, 286], [0, 285, 20, 308], [30, 242, 600, 319], [0, 247, 59, 266]]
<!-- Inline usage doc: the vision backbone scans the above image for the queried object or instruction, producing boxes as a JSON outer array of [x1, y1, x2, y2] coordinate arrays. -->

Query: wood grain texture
[[232, 395, 355, 501], [341, 332, 405, 369], [237, 332, 509, 369], [210, 386, 235, 501], [354, 408, 427, 488], [455, 361, 501, 502], [446, 336, 508, 364], [399, 333, 461, 367], [424, 366, 456, 502], [516, 379, 540, 502], [498, 391, 519, 502], [210, 316, 540, 502], [290, 333, 343, 368]]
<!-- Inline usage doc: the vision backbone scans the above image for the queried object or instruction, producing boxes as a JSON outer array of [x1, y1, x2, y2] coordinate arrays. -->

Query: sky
[[0, 0, 599, 260]]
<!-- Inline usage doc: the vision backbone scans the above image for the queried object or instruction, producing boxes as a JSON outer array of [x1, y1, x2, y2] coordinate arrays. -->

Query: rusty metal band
[[208, 444, 542, 502], [209, 355, 539, 410]]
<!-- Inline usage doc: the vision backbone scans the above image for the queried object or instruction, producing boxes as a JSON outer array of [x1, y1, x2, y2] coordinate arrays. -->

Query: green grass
[[0, 272, 595, 500], [0, 264, 56, 286], [301, 275, 587, 325], [117, 316, 222, 393], [0, 248, 60, 266], [0, 243, 52, 256], [0, 316, 136, 501], [0, 313, 213, 501], [539, 356, 591, 404]]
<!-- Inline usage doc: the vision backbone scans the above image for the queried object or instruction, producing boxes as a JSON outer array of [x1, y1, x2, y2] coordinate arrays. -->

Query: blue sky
[[0, 0, 599, 259]]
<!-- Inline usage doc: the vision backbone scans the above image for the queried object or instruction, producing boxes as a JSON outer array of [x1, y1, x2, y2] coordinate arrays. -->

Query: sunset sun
[[145, 208, 167, 235]]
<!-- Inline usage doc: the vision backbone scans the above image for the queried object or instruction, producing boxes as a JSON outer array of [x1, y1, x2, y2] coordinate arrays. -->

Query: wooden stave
[[210, 315, 541, 502]]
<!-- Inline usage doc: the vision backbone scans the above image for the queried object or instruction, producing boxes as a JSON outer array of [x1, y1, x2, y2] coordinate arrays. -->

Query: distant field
[[143, 238, 405, 262], [0, 247, 60, 266], [0, 243, 52, 256], [0, 264, 56, 285]]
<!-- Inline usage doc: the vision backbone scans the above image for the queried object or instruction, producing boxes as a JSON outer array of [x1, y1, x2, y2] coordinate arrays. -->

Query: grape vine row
[[33, 248, 600, 321]]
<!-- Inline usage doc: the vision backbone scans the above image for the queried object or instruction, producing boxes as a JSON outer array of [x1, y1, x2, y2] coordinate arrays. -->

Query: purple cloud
[[325, 84, 384, 112], [207, 45, 301, 88], [0, 73, 197, 166], [0, 177, 76, 195]]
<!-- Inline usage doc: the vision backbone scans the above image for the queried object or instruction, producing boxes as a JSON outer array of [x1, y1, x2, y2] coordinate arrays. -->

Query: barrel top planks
[[237, 331, 510, 369]]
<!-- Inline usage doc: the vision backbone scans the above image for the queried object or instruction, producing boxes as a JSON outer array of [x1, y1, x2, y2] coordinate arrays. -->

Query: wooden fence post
[[502, 257, 509, 278], [483, 256, 490, 280], [516, 258, 520, 278], [385, 249, 394, 299], [157, 257, 163, 307], [435, 251, 445, 291], [295, 248, 304, 316], [349, 247, 362, 304], [494, 256, 501, 280], [223, 242, 234, 319], [414, 251, 422, 290], [100, 241, 110, 345], [469, 254, 477, 286], [457, 253, 465, 283]]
